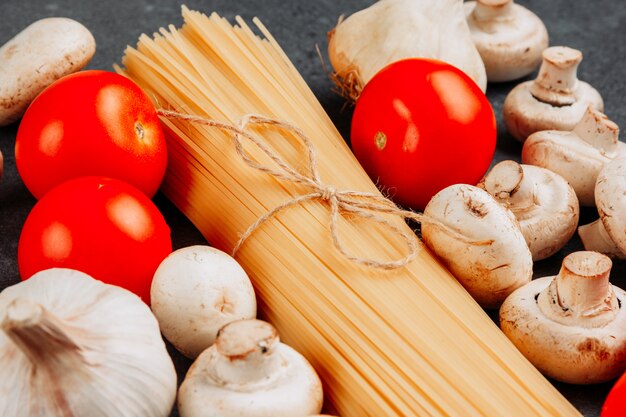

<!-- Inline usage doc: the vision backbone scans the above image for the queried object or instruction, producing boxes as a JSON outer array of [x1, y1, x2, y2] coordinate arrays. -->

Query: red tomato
[[351, 58, 496, 210], [15, 70, 167, 199], [18, 176, 172, 304], [602, 372, 626, 417]]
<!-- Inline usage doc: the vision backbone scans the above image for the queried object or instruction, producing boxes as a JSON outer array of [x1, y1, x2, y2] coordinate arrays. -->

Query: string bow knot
[[157, 109, 435, 270]]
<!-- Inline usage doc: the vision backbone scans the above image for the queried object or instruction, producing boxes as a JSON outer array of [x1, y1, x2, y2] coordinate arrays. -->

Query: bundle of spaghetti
[[118, 8, 580, 416]]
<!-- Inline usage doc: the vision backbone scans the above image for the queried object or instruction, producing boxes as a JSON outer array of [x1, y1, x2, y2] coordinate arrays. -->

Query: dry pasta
[[117, 8, 581, 417]]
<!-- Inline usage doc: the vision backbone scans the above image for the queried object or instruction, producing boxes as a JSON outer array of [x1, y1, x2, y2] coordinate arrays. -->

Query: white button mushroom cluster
[[464, 0, 548, 82], [500, 251, 626, 384], [503, 46, 604, 142]]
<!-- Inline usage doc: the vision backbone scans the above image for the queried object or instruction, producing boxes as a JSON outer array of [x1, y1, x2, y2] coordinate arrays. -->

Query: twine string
[[157, 109, 480, 270]]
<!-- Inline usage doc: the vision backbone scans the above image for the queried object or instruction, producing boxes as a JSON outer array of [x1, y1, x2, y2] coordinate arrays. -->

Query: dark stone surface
[[0, 1, 624, 416]]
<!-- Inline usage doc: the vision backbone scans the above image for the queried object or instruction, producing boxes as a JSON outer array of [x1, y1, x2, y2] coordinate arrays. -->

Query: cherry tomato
[[351, 58, 496, 210], [18, 176, 172, 304], [15, 70, 167, 199], [602, 372, 626, 417]]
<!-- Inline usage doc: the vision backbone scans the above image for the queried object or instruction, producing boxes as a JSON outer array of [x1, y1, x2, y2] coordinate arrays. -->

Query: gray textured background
[[0, 1, 625, 416]]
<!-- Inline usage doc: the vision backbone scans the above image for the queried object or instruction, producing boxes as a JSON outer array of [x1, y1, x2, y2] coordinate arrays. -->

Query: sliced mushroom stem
[[572, 107, 620, 156], [210, 320, 281, 386], [530, 47, 582, 106], [538, 251, 617, 327], [579, 220, 626, 260], [472, 0, 514, 21]]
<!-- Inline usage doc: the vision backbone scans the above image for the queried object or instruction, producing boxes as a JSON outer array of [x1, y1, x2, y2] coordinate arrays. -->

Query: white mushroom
[[578, 157, 626, 259], [421, 184, 532, 308], [464, 0, 548, 82], [177, 319, 324, 417], [522, 107, 625, 206], [503, 46, 604, 142], [150, 245, 257, 359], [500, 251, 626, 384], [478, 160, 579, 261]]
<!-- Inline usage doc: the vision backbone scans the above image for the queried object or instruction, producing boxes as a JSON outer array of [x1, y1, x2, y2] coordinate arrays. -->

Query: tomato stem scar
[[374, 131, 387, 150]]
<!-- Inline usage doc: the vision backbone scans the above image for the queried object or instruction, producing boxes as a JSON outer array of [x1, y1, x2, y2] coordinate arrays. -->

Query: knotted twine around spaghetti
[[156, 109, 467, 270]]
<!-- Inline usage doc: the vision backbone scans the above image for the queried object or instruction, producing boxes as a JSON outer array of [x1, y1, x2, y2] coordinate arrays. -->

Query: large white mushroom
[[500, 251, 626, 384], [478, 160, 579, 260], [578, 157, 626, 259], [464, 0, 548, 82], [150, 245, 257, 359], [503, 46, 604, 142], [177, 319, 324, 417], [421, 184, 532, 308], [522, 107, 625, 206]]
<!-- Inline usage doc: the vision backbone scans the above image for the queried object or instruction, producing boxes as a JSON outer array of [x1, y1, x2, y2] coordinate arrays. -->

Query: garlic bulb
[[0, 268, 177, 417], [328, 0, 487, 100]]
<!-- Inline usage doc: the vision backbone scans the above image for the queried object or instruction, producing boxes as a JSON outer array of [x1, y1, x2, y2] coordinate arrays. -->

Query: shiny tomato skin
[[351, 58, 496, 210], [602, 372, 626, 417], [15, 70, 167, 199], [18, 176, 172, 304]]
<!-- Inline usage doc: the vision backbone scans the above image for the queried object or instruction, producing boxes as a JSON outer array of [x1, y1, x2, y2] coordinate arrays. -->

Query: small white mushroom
[[421, 184, 532, 308], [464, 0, 548, 82], [503, 46, 604, 142], [522, 107, 625, 206], [478, 160, 579, 261], [500, 251, 626, 384], [177, 319, 324, 417], [0, 18, 96, 126], [578, 157, 626, 259], [150, 245, 257, 359]]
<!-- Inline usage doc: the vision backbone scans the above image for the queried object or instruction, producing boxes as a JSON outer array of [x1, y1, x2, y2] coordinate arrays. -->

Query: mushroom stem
[[579, 220, 626, 260], [530, 47, 582, 106], [473, 0, 515, 22], [538, 252, 617, 327], [572, 107, 620, 156], [481, 160, 535, 212], [209, 320, 282, 387]]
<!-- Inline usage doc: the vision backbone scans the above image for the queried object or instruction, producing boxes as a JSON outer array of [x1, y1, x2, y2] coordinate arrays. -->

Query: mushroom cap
[[150, 245, 257, 359], [596, 157, 626, 256], [421, 184, 532, 308], [522, 130, 609, 206], [479, 161, 579, 260], [178, 320, 323, 417], [464, 0, 548, 82], [500, 274, 626, 384], [503, 80, 603, 142]]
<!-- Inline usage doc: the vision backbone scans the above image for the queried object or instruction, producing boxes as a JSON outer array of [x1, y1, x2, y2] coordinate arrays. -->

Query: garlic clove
[[178, 319, 323, 417], [503, 46, 604, 142], [421, 184, 533, 308], [0, 268, 177, 417], [464, 0, 548, 82], [328, 0, 486, 101]]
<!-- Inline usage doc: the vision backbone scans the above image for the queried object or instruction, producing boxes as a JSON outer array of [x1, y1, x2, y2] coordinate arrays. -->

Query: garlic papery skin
[[464, 0, 548, 82], [328, 0, 487, 101], [0, 268, 177, 417], [178, 319, 323, 417]]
